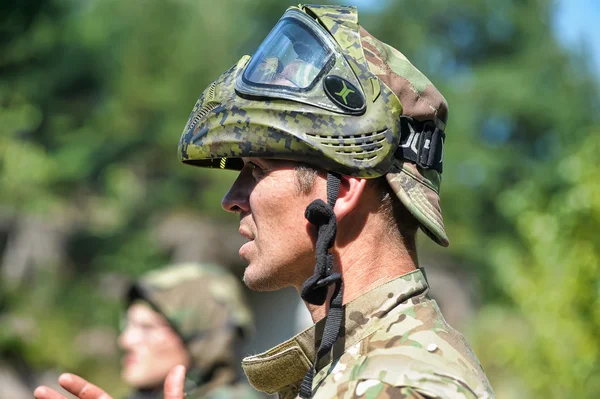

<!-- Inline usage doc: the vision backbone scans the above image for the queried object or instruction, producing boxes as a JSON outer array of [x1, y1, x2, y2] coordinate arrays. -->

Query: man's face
[[118, 302, 190, 389], [222, 158, 322, 291]]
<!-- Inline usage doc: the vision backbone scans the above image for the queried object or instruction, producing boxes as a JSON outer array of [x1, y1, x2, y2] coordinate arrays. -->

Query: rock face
[[1, 214, 72, 288], [0, 364, 33, 399], [419, 256, 477, 331], [152, 211, 248, 272], [75, 328, 119, 357]]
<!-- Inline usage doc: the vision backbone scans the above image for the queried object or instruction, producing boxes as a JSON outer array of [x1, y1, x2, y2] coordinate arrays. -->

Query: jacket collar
[[241, 269, 429, 395]]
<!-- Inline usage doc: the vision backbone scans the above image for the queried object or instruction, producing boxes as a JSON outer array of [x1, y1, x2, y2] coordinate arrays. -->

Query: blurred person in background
[[34, 262, 263, 399]]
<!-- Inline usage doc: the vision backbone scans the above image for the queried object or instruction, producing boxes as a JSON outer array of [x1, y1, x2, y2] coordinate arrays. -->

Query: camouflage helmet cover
[[178, 4, 449, 246]]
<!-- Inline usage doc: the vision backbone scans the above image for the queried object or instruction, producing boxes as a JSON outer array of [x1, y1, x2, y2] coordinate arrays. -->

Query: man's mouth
[[238, 226, 255, 259], [123, 353, 137, 367], [239, 226, 254, 241]]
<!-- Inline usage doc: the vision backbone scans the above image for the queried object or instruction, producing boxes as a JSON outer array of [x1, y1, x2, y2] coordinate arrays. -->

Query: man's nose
[[221, 170, 251, 213], [118, 326, 140, 349]]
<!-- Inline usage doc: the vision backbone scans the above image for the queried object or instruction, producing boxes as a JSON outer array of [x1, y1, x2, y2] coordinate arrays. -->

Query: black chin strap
[[299, 172, 344, 399]]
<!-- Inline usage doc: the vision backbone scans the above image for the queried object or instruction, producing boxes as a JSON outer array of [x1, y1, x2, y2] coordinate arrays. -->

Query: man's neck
[[304, 224, 417, 323]]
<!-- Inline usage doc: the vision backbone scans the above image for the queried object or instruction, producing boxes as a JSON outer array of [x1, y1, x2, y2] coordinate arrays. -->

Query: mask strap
[[299, 172, 344, 398]]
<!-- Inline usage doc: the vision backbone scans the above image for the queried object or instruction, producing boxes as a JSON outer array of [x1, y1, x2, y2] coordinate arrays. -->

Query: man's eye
[[248, 162, 264, 177], [245, 161, 273, 181], [252, 169, 265, 179]]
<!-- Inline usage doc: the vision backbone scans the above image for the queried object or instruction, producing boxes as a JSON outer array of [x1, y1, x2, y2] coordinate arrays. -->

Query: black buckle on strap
[[313, 272, 342, 289], [396, 116, 445, 173]]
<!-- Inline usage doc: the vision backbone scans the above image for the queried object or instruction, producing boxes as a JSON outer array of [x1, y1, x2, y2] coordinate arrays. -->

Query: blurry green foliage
[[472, 129, 600, 397], [0, 0, 598, 397]]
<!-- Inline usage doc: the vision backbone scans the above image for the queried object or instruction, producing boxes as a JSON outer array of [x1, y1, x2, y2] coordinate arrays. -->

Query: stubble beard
[[242, 264, 286, 291], [242, 251, 315, 293]]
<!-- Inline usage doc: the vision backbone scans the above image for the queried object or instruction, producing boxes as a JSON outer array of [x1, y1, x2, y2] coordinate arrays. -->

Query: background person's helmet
[[178, 4, 449, 246], [126, 262, 253, 380]]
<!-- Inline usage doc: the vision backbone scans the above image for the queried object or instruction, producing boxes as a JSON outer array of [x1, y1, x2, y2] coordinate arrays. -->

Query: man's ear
[[333, 176, 368, 222]]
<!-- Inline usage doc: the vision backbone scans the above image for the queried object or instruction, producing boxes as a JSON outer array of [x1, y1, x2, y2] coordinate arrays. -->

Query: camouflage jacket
[[242, 269, 495, 399]]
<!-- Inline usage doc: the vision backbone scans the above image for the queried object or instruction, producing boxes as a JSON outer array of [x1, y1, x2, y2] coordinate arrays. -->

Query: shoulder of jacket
[[318, 324, 489, 398]]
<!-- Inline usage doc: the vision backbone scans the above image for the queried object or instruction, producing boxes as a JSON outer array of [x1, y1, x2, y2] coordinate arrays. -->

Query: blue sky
[[555, 0, 600, 75]]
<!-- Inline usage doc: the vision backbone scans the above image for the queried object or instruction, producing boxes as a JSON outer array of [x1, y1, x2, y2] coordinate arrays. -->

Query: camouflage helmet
[[178, 4, 449, 246], [126, 262, 254, 374]]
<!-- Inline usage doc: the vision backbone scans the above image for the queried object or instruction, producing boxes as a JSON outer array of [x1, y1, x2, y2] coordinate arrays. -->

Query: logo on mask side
[[323, 75, 365, 113]]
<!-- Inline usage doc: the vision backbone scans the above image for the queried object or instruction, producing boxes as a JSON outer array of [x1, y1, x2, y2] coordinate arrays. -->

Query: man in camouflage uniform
[[120, 262, 262, 399], [175, 4, 497, 399], [35, 4, 496, 399], [33, 263, 263, 399]]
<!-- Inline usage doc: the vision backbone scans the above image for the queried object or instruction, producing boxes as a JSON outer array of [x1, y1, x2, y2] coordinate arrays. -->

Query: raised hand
[[33, 373, 113, 399], [33, 365, 187, 399], [163, 365, 187, 399]]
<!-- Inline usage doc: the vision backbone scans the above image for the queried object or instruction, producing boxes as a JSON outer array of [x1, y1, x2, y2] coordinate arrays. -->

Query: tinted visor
[[236, 8, 365, 115], [242, 12, 333, 91]]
